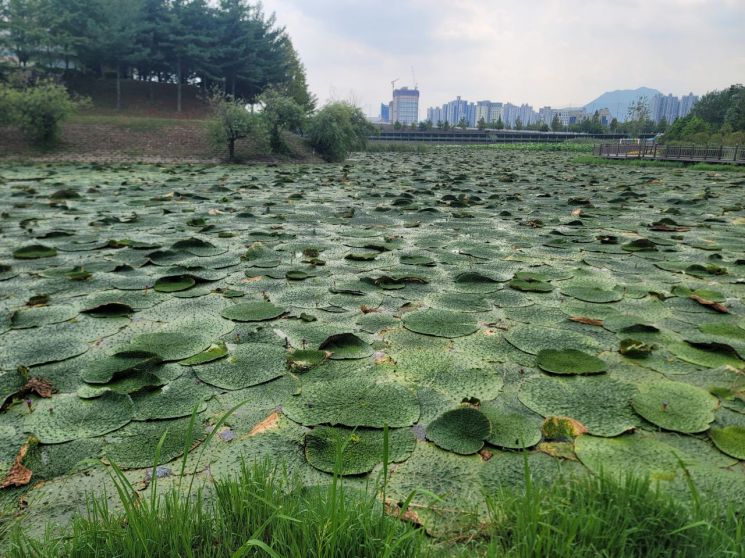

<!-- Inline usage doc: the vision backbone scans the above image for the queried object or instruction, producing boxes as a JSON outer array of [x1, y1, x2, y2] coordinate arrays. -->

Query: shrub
[[307, 102, 376, 162], [207, 93, 269, 162], [1, 82, 85, 146]]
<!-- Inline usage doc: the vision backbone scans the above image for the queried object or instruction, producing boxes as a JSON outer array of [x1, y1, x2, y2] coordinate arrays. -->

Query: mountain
[[584, 87, 662, 122]]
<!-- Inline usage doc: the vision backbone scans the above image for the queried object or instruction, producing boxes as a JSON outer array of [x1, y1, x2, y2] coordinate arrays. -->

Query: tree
[[409, 121, 416, 130], [259, 87, 305, 154], [494, 117, 504, 130], [656, 116, 668, 134], [436, 120, 443, 130], [477, 117, 486, 131], [307, 101, 374, 162], [89, 0, 148, 110], [442, 120, 450, 131], [162, 0, 213, 112], [393, 120, 402, 130], [550, 114, 562, 132], [208, 92, 268, 162], [278, 42, 316, 112], [457, 117, 467, 130], [609, 118, 619, 132], [514, 117, 523, 130]]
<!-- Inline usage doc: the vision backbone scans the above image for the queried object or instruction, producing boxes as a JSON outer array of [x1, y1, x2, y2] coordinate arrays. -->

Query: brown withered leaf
[[690, 294, 728, 313], [24, 378, 55, 398], [245, 411, 280, 438], [571, 208, 583, 217], [1, 442, 32, 489], [360, 305, 379, 314], [569, 316, 604, 327]]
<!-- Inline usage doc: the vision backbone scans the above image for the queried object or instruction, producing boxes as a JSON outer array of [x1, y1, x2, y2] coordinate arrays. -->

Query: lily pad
[[304, 426, 416, 475], [536, 349, 606, 375], [709, 426, 745, 460], [192, 343, 286, 390], [13, 244, 57, 259], [425, 407, 491, 455], [221, 301, 286, 322], [282, 375, 420, 428], [403, 309, 479, 338], [632, 380, 718, 433], [519, 375, 638, 437], [24, 392, 134, 444]]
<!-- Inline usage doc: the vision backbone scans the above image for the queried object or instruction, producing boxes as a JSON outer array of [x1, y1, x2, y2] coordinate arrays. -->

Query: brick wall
[[0, 121, 226, 163]]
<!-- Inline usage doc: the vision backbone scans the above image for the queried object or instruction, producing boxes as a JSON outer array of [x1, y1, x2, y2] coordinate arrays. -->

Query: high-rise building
[[380, 103, 390, 123], [390, 87, 419, 125], [650, 93, 698, 124], [679, 93, 698, 119]]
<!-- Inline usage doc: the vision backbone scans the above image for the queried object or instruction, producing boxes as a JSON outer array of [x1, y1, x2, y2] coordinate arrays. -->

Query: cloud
[[261, 0, 745, 116]]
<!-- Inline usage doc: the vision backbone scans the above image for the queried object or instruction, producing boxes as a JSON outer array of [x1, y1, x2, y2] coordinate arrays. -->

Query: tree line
[[664, 84, 745, 145], [0, 0, 315, 112]]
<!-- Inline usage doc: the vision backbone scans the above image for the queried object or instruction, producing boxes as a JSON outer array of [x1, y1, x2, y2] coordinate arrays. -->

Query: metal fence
[[594, 143, 744, 165]]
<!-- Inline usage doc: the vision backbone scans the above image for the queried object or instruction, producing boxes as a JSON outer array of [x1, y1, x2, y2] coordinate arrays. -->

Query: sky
[[260, 0, 745, 117]]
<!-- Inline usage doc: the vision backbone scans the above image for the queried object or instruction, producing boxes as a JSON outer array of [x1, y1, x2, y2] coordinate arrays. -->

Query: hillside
[[584, 87, 661, 121], [66, 78, 211, 118]]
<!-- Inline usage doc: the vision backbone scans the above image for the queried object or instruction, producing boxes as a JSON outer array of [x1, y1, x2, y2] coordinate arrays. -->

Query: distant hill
[[584, 87, 662, 122]]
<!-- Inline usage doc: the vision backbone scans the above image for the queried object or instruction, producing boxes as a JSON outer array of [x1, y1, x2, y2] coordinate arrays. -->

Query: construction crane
[[391, 78, 399, 93], [411, 66, 418, 90]]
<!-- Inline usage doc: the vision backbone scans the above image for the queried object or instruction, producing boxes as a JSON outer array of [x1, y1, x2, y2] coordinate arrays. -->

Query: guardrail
[[594, 143, 744, 165]]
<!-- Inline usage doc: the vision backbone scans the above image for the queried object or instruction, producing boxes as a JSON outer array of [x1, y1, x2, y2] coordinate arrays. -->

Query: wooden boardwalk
[[594, 143, 745, 165]]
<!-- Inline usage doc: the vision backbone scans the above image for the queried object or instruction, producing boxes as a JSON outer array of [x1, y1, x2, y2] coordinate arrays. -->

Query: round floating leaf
[[536, 349, 606, 375], [403, 309, 478, 338], [221, 301, 285, 322], [13, 244, 57, 259], [192, 343, 286, 390], [709, 426, 745, 460], [519, 375, 638, 437], [576, 435, 685, 481], [102, 417, 205, 468], [154, 275, 196, 293], [122, 332, 214, 362], [0, 327, 90, 368], [318, 333, 373, 360], [426, 407, 491, 455], [480, 403, 542, 449], [24, 392, 134, 444], [560, 286, 622, 303], [480, 451, 575, 492], [11, 305, 78, 329], [505, 324, 601, 355], [178, 342, 229, 366], [304, 426, 416, 475], [282, 376, 420, 428], [131, 376, 211, 420], [509, 275, 553, 293], [632, 380, 717, 433], [82, 352, 161, 384], [668, 341, 744, 369]]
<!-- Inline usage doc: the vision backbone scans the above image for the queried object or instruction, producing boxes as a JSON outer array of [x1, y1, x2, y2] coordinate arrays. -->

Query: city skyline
[[260, 0, 744, 117]]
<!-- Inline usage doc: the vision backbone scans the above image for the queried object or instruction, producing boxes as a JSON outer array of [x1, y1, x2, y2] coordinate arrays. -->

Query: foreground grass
[[574, 154, 745, 172], [7, 461, 743, 558]]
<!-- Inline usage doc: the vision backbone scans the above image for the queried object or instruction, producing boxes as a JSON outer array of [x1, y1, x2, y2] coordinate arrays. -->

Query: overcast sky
[[260, 0, 745, 117]]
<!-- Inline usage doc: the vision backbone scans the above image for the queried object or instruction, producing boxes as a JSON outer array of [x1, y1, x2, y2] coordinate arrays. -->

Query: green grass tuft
[[573, 155, 745, 172]]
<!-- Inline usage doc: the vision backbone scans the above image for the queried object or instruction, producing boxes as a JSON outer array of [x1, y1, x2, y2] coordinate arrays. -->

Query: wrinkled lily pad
[[403, 309, 479, 338], [304, 426, 416, 475], [426, 407, 491, 455], [536, 349, 606, 375]]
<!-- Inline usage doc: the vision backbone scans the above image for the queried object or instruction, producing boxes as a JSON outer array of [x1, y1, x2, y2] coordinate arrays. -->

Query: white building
[[391, 87, 419, 125]]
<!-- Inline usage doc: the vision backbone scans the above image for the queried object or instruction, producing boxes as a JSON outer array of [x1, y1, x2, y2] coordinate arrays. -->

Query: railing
[[593, 143, 744, 165]]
